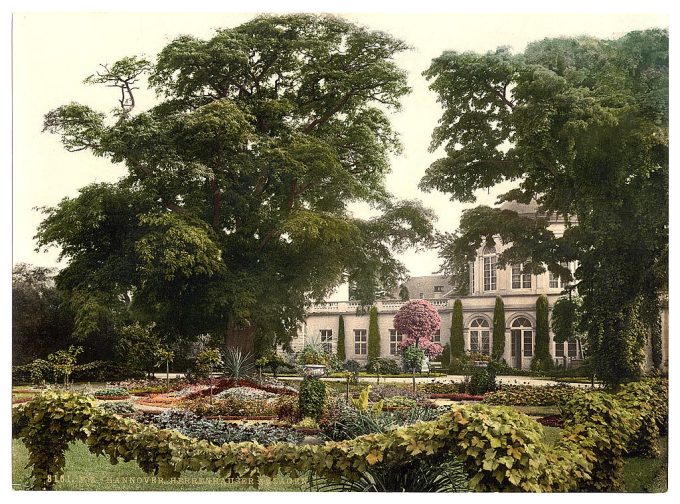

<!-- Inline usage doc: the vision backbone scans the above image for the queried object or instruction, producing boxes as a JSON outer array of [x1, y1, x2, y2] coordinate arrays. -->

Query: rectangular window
[[523, 330, 533, 357], [432, 329, 441, 343], [568, 338, 578, 357], [483, 256, 497, 291], [354, 329, 367, 355], [320, 329, 333, 354], [549, 271, 560, 289], [512, 265, 531, 289], [470, 331, 479, 353], [434, 285, 443, 293], [555, 341, 564, 358], [389, 329, 402, 355], [470, 262, 475, 293]]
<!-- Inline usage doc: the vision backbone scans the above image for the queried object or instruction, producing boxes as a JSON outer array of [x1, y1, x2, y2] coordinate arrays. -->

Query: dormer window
[[483, 245, 497, 291], [434, 285, 443, 293]]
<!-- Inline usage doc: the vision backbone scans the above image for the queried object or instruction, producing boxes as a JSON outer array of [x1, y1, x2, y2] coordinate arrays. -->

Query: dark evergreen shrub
[[299, 378, 326, 421]]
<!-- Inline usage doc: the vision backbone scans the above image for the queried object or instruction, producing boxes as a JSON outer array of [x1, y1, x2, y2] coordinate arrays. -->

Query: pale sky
[[11, 10, 669, 277]]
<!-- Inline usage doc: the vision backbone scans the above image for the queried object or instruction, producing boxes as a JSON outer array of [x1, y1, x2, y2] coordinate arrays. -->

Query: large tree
[[12, 264, 75, 365], [37, 15, 434, 355], [422, 30, 668, 387]]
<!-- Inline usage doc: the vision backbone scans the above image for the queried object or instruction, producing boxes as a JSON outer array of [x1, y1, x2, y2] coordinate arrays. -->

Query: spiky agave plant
[[308, 458, 468, 492], [221, 347, 254, 379]]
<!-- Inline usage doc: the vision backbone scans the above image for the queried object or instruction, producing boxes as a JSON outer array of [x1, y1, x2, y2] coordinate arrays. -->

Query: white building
[[293, 201, 668, 371]]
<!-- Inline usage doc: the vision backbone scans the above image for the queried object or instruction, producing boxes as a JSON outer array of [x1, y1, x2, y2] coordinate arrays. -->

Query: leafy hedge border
[[12, 379, 666, 492]]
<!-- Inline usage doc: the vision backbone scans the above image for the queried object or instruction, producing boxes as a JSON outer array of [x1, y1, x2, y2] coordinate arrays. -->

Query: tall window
[[432, 329, 441, 343], [483, 245, 497, 291], [556, 338, 579, 358], [512, 265, 532, 289], [550, 263, 569, 289], [389, 329, 402, 355], [354, 329, 367, 355], [319, 329, 333, 353], [469, 318, 491, 355], [511, 317, 533, 357], [470, 262, 475, 294]]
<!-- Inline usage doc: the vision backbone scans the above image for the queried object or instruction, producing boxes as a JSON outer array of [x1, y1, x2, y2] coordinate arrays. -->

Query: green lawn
[[622, 436, 668, 492], [12, 440, 307, 491]]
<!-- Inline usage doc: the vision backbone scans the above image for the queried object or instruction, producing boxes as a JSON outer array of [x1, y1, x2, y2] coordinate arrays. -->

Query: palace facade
[[292, 201, 668, 371]]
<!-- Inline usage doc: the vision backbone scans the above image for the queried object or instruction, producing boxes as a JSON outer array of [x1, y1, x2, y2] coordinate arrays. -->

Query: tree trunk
[[225, 325, 257, 355]]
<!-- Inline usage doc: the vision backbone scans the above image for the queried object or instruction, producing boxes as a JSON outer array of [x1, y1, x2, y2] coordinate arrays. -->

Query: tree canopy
[[37, 14, 434, 354], [422, 29, 668, 386]]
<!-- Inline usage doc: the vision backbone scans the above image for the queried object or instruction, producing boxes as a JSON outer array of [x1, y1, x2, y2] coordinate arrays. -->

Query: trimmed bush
[[531, 295, 553, 371], [492, 296, 505, 360], [450, 299, 464, 364], [368, 306, 381, 359], [337, 315, 346, 361], [299, 378, 326, 421], [344, 359, 361, 373], [366, 357, 401, 375], [465, 367, 494, 395]]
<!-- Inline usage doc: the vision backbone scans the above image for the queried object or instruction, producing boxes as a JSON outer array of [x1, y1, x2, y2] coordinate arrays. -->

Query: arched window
[[482, 245, 497, 291], [469, 318, 491, 355], [510, 317, 533, 363]]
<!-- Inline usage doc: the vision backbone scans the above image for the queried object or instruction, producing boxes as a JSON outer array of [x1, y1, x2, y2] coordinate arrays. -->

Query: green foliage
[[560, 392, 637, 491], [401, 345, 425, 373], [298, 378, 326, 421], [92, 387, 129, 398], [185, 396, 277, 418], [116, 322, 170, 377], [423, 30, 668, 389], [297, 341, 330, 366], [450, 299, 464, 363], [440, 343, 451, 370], [366, 357, 401, 375], [47, 346, 83, 386], [221, 347, 252, 379], [368, 306, 381, 359], [309, 457, 468, 492], [492, 296, 505, 361], [12, 263, 76, 365], [195, 348, 223, 378], [38, 14, 434, 355], [531, 295, 553, 372], [484, 384, 580, 406], [337, 315, 346, 361], [465, 367, 495, 395], [13, 379, 667, 492]]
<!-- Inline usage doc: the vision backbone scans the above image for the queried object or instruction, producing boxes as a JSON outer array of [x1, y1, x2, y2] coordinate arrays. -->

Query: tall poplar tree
[[368, 306, 381, 360], [450, 299, 464, 365], [337, 315, 346, 361], [492, 296, 505, 361]]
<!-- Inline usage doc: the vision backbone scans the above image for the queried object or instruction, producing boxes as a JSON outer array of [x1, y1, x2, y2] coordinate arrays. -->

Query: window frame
[[354, 329, 367, 355], [389, 329, 403, 355]]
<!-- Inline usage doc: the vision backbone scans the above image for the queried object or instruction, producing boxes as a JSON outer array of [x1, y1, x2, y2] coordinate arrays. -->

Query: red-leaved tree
[[394, 300, 443, 358]]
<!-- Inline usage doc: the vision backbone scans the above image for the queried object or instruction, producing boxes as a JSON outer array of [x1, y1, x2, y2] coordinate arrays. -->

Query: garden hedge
[[12, 379, 667, 492]]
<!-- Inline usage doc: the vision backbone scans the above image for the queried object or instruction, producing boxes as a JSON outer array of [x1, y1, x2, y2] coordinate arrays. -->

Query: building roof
[[499, 199, 540, 215], [386, 275, 453, 300]]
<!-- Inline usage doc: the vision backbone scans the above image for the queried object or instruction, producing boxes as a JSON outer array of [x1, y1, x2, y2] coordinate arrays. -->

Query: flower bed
[[536, 415, 563, 428], [483, 384, 580, 406], [429, 393, 484, 401], [183, 396, 278, 418], [215, 386, 277, 400], [12, 397, 34, 405], [92, 387, 130, 400]]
